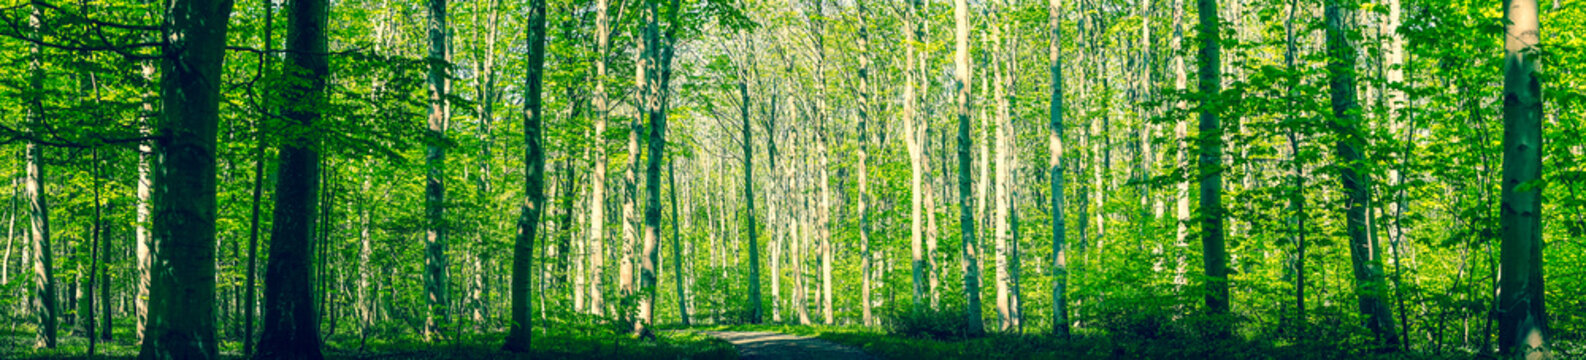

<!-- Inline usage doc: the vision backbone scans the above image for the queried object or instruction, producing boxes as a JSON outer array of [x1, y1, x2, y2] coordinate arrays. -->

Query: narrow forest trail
[[700, 331, 876, 360]]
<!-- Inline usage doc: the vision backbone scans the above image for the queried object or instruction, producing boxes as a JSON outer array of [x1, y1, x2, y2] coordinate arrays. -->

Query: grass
[[688, 323, 1489, 360], [2, 318, 737, 360]]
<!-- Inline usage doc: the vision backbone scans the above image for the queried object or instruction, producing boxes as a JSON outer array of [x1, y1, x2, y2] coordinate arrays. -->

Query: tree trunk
[[669, 159, 688, 325], [256, 0, 327, 356], [1048, 0, 1069, 338], [86, 148, 101, 355], [589, 0, 609, 318], [422, 0, 451, 340], [1282, 0, 1306, 337], [954, 0, 985, 336], [138, 0, 234, 357], [856, 0, 873, 326], [1324, 0, 1399, 348], [23, 4, 57, 349], [737, 35, 760, 325], [1171, 0, 1191, 290], [905, 0, 926, 315], [1497, 0, 1549, 357], [1195, 0, 1228, 326], [502, 0, 546, 351], [992, 12, 1012, 332], [244, 0, 274, 351]]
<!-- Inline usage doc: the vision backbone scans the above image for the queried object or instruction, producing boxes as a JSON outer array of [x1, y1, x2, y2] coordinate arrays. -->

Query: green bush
[[880, 306, 979, 340]]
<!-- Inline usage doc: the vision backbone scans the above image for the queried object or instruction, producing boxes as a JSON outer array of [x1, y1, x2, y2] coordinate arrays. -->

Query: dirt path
[[700, 331, 876, 360]]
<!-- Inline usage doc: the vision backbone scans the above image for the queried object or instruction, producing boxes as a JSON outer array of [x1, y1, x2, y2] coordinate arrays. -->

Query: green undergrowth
[[688, 323, 1487, 360], [3, 319, 737, 360]]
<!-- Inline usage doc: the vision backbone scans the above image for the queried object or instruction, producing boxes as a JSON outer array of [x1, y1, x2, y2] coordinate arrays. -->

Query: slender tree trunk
[[669, 159, 688, 325], [503, 0, 547, 351], [1324, 0, 1399, 348], [738, 36, 761, 324], [256, 0, 328, 356], [1497, 0, 1549, 357], [589, 0, 609, 319], [905, 0, 927, 314], [139, 0, 235, 357], [856, 0, 873, 326], [86, 148, 101, 355], [1196, 0, 1229, 329], [1283, 0, 1307, 337], [954, 0, 985, 336], [621, 5, 643, 322], [1048, 0, 1069, 338], [992, 12, 1012, 332], [1171, 0, 1191, 290], [244, 0, 274, 351]]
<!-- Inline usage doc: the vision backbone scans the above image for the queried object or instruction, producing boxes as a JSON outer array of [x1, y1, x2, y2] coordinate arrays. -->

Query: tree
[[739, 34, 762, 325], [423, 0, 452, 340], [1323, 0, 1398, 348], [23, 3, 57, 349], [953, 0, 985, 336], [589, 0, 610, 318], [243, 0, 275, 352], [1195, 0, 1228, 325], [256, 0, 329, 355], [905, 0, 927, 314], [855, 0, 873, 327], [138, 0, 236, 358], [1496, 0, 1549, 357], [502, 0, 547, 350], [636, 0, 662, 337], [1048, 0, 1069, 339]]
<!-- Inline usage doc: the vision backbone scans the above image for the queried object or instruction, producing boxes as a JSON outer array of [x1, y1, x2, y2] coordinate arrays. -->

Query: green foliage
[[879, 306, 980, 341]]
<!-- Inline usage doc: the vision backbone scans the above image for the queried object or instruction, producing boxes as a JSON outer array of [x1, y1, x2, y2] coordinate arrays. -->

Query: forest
[[0, 0, 1579, 358]]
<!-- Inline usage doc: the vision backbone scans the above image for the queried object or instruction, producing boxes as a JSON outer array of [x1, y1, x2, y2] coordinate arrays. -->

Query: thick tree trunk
[[1324, 0, 1399, 348], [256, 0, 328, 356], [139, 0, 234, 357], [954, 0, 985, 336], [24, 4, 57, 349], [1497, 0, 1549, 357], [1048, 0, 1068, 338], [502, 0, 547, 351]]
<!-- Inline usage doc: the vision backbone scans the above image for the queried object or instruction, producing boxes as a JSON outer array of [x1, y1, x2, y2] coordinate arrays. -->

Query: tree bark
[[1048, 0, 1069, 338], [502, 0, 546, 351], [423, 0, 452, 340], [589, 0, 609, 318], [24, 3, 57, 348], [954, 0, 985, 336], [138, 0, 234, 357], [256, 0, 328, 356], [905, 0, 927, 315], [1323, 0, 1399, 348], [1195, 0, 1228, 325], [856, 0, 873, 327], [1497, 0, 1549, 357], [244, 0, 274, 352]]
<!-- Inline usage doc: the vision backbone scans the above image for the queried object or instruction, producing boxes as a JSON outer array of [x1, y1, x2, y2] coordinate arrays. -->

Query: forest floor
[[699, 331, 875, 360]]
